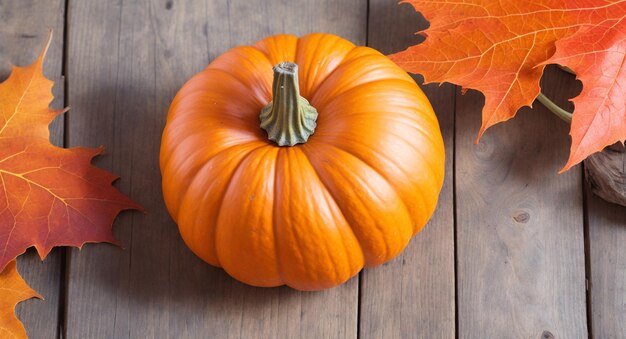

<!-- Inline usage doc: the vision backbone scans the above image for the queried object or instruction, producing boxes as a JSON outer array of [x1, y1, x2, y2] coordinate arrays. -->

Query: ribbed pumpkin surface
[[160, 33, 444, 291]]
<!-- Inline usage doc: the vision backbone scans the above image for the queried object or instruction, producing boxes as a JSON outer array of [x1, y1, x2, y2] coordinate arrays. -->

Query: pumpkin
[[160, 33, 444, 291]]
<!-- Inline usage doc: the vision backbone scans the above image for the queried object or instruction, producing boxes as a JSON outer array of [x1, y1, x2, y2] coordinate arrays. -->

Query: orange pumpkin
[[160, 33, 444, 291]]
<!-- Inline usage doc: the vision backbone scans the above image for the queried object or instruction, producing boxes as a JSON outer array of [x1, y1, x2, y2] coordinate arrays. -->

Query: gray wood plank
[[359, 2, 456, 338], [65, 0, 366, 338], [455, 66, 588, 338], [0, 1, 66, 338], [588, 190, 626, 338]]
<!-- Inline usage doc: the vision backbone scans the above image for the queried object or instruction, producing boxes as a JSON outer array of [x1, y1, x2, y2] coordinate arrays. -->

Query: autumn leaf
[[0, 261, 41, 339], [0, 33, 142, 271], [390, 0, 626, 171]]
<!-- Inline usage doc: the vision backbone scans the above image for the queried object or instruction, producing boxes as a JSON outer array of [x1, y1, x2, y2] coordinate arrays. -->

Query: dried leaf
[[0, 33, 142, 271]]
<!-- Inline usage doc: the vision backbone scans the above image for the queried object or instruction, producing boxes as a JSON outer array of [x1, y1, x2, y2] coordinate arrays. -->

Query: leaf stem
[[536, 92, 572, 123]]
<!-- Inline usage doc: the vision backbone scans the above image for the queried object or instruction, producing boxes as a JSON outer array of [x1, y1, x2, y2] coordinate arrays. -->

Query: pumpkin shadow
[[88, 224, 357, 329]]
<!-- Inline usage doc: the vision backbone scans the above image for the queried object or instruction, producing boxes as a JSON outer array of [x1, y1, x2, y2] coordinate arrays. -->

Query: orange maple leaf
[[390, 0, 626, 171], [0, 261, 41, 339], [0, 33, 142, 271]]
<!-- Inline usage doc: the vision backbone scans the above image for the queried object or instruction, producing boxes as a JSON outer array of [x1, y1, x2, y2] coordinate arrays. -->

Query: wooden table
[[3, 0, 625, 338]]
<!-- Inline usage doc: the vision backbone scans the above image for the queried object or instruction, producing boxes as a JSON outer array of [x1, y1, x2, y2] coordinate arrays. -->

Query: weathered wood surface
[[455, 66, 588, 338], [588, 190, 626, 337], [0, 1, 66, 338], [3, 0, 626, 338], [359, 2, 456, 338]]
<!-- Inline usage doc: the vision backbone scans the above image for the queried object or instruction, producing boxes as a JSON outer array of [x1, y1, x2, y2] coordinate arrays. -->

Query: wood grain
[[65, 0, 366, 338], [0, 1, 66, 338], [588, 190, 626, 338], [455, 66, 588, 338], [359, 2, 456, 338]]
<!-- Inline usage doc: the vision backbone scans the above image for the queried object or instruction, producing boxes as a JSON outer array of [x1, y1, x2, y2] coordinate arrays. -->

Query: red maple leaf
[[390, 0, 626, 171], [0, 34, 142, 271]]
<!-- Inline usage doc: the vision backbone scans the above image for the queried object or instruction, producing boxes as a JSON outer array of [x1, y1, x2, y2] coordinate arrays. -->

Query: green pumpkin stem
[[260, 62, 318, 146]]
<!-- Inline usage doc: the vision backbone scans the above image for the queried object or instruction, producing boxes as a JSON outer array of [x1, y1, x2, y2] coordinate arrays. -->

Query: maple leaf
[[390, 0, 626, 171], [0, 261, 41, 339], [0, 33, 142, 271]]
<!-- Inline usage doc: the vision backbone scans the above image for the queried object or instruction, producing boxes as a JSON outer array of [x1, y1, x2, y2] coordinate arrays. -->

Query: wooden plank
[[65, 0, 367, 338], [0, 1, 66, 338], [359, 2, 456, 338], [455, 66, 588, 337], [588, 190, 626, 337]]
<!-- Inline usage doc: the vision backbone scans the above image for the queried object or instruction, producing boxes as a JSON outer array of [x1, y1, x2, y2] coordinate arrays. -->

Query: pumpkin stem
[[260, 62, 318, 146]]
